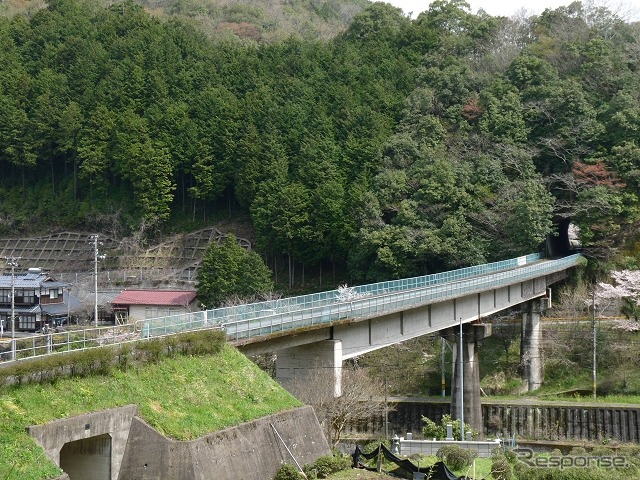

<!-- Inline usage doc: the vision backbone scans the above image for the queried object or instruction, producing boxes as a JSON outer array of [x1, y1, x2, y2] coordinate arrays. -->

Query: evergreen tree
[[196, 234, 274, 308]]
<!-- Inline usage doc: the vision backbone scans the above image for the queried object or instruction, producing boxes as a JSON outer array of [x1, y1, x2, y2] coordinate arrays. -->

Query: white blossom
[[596, 270, 640, 305], [336, 284, 369, 302]]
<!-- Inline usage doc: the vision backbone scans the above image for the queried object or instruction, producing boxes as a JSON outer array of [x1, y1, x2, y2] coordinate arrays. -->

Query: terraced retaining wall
[[346, 400, 640, 443]]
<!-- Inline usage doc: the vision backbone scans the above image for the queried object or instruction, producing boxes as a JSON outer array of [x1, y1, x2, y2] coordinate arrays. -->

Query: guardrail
[[0, 253, 578, 364]]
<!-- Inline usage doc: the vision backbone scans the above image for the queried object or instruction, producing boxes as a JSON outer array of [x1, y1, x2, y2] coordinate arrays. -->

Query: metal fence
[[0, 252, 579, 364], [222, 254, 580, 341], [134, 252, 543, 337]]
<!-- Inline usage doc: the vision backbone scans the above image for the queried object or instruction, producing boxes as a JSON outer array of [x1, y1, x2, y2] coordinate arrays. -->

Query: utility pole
[[6, 257, 20, 361], [459, 317, 464, 441], [592, 291, 597, 399], [441, 337, 446, 398], [90, 235, 104, 328]]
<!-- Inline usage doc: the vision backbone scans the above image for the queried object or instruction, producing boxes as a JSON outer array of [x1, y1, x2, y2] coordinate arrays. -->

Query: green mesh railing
[[2, 253, 580, 363], [136, 253, 545, 338]]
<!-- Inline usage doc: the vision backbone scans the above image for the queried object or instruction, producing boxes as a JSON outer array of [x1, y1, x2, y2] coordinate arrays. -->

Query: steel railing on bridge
[[135, 252, 544, 337], [0, 253, 581, 363], [221, 253, 580, 341]]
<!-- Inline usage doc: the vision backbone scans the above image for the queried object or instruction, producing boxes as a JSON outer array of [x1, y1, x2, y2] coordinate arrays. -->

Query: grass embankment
[[0, 341, 301, 480]]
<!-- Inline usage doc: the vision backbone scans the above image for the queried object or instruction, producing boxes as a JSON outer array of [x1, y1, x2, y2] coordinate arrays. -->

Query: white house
[[110, 289, 198, 324]]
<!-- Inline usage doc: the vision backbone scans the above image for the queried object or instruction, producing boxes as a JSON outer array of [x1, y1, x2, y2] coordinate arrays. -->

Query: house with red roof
[[110, 289, 198, 324]]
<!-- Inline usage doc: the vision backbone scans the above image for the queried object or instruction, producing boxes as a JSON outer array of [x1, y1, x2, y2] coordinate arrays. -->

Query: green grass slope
[[0, 345, 301, 480]]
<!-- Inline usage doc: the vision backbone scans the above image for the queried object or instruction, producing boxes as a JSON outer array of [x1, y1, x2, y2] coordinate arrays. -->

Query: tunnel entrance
[[60, 433, 111, 480]]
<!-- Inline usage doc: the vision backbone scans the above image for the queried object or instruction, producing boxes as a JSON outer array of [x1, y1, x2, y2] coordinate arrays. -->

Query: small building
[[110, 289, 198, 324], [0, 268, 72, 332]]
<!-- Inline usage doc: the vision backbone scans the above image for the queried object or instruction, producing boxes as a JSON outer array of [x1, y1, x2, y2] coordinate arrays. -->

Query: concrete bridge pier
[[521, 298, 545, 391], [442, 323, 491, 439], [275, 339, 343, 397]]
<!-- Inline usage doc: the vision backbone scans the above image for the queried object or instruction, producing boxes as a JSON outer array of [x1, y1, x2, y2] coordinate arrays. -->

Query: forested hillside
[[1, 0, 639, 285], [0, 0, 369, 42]]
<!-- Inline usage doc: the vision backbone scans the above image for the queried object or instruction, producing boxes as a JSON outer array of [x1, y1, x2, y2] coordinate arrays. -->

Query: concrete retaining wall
[[483, 403, 640, 442], [29, 405, 329, 480], [28, 405, 137, 480], [344, 401, 640, 443], [117, 405, 329, 480]]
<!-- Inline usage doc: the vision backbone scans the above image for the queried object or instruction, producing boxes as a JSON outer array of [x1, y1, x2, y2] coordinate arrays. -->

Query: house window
[[49, 289, 59, 299], [18, 314, 36, 330], [145, 307, 181, 319], [14, 289, 35, 304]]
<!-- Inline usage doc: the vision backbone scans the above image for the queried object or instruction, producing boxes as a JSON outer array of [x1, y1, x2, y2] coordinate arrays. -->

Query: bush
[[117, 344, 133, 370], [273, 463, 304, 480], [590, 446, 614, 457], [302, 463, 318, 480], [569, 446, 587, 456], [436, 444, 477, 470], [422, 414, 477, 440], [310, 454, 350, 478], [491, 454, 513, 480], [0, 329, 227, 391], [618, 444, 640, 458], [179, 329, 225, 356], [137, 339, 165, 363]]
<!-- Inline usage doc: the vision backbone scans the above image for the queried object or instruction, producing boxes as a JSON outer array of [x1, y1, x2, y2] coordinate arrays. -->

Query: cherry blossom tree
[[596, 270, 640, 328]]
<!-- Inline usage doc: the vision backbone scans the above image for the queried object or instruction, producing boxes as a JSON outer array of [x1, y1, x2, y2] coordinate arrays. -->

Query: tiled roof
[[111, 290, 197, 307], [0, 272, 53, 288]]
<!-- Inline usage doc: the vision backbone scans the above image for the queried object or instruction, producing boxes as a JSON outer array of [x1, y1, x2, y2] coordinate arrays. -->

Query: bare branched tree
[[288, 365, 388, 447]]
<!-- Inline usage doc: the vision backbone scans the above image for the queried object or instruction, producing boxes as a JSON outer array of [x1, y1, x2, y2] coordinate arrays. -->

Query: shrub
[[310, 454, 350, 478], [178, 329, 225, 356], [302, 463, 318, 480], [436, 444, 477, 470], [619, 444, 640, 458], [117, 344, 133, 370], [422, 414, 477, 440], [273, 463, 304, 480], [137, 339, 165, 363], [491, 454, 513, 480], [590, 446, 614, 457]]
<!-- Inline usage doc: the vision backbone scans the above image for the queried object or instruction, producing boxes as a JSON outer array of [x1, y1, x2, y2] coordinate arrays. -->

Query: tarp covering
[[353, 444, 463, 480]]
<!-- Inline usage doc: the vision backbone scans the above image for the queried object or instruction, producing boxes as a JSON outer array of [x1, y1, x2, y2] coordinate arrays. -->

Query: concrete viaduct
[[231, 253, 582, 436]]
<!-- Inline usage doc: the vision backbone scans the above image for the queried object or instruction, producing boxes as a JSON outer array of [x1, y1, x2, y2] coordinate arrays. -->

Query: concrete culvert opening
[[60, 433, 112, 480]]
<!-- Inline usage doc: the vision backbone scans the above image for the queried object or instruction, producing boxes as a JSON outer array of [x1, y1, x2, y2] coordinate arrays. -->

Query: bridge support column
[[276, 340, 342, 397], [521, 299, 544, 391], [442, 323, 491, 439]]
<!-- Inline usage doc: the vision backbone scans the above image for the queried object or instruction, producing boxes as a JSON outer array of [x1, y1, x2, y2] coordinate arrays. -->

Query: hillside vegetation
[[1, 0, 640, 286], [0, 342, 301, 479], [0, 0, 369, 41]]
